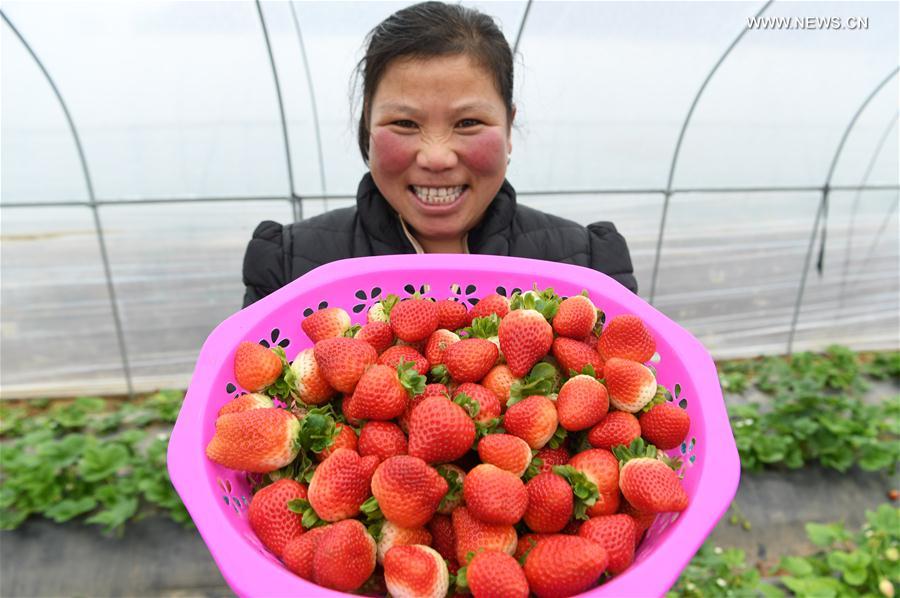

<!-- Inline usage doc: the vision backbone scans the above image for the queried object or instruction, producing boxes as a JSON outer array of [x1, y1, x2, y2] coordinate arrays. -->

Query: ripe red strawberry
[[552, 295, 597, 339], [390, 298, 439, 342], [302, 307, 351, 343], [452, 507, 517, 564], [577, 514, 637, 575], [463, 463, 528, 525], [307, 448, 379, 521], [248, 479, 308, 558], [398, 383, 448, 433], [468, 292, 510, 323], [424, 329, 460, 365], [435, 463, 466, 514], [499, 309, 554, 378], [217, 392, 272, 417], [588, 411, 642, 450], [312, 519, 376, 592], [568, 448, 621, 517], [523, 535, 609, 598], [378, 345, 430, 375], [639, 402, 691, 450], [206, 408, 300, 473], [350, 362, 423, 421], [515, 532, 551, 562], [341, 392, 364, 427], [453, 383, 501, 425], [427, 514, 457, 567], [604, 358, 658, 413], [314, 422, 357, 462], [551, 337, 604, 376], [477, 434, 532, 477], [283, 525, 329, 580], [437, 298, 469, 330], [556, 374, 609, 431], [376, 520, 433, 564], [598, 314, 656, 363], [358, 421, 408, 462], [371, 455, 448, 528], [313, 337, 377, 394], [290, 348, 336, 405], [481, 364, 519, 407], [408, 397, 476, 464], [355, 321, 395, 354], [463, 551, 529, 598], [613, 439, 688, 513], [384, 544, 449, 598], [619, 499, 657, 541], [582, 333, 600, 351], [503, 395, 558, 449], [443, 338, 498, 383], [524, 472, 574, 533], [233, 341, 283, 392], [529, 445, 571, 477]]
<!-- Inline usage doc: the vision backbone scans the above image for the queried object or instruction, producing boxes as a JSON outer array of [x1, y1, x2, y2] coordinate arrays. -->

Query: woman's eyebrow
[[376, 102, 498, 116]]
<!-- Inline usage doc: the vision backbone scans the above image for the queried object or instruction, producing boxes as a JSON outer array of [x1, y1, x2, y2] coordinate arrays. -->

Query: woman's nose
[[416, 140, 458, 171]]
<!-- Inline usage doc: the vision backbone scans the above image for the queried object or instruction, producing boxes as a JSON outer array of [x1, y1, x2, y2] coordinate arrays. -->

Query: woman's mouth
[[408, 185, 468, 206]]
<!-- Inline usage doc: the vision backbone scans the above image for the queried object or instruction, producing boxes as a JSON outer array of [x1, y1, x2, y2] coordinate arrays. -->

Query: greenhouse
[[1, 1, 897, 597]]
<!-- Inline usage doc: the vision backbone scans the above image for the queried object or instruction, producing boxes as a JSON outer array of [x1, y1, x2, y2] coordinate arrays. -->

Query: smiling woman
[[241, 1, 637, 308]]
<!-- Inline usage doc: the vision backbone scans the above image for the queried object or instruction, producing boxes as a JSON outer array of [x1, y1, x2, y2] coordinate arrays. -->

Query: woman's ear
[[507, 104, 517, 155]]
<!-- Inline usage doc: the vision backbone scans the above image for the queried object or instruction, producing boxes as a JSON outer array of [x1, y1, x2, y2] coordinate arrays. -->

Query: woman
[[242, 1, 637, 308]]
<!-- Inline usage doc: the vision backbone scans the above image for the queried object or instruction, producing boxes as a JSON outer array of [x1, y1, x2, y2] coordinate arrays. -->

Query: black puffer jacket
[[242, 173, 637, 308]]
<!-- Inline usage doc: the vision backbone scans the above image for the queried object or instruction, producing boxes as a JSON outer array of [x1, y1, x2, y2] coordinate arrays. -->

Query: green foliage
[[0, 391, 190, 534], [668, 543, 780, 597]]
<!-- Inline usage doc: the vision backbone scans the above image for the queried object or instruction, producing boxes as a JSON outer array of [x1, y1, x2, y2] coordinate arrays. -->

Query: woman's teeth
[[411, 185, 466, 205]]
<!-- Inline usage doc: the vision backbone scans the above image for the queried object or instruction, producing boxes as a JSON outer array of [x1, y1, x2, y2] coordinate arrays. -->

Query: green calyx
[[397, 361, 427, 397], [344, 324, 362, 338], [453, 392, 481, 419], [567, 364, 599, 380], [436, 465, 464, 512], [612, 437, 660, 467], [287, 498, 326, 530], [474, 418, 502, 442], [379, 294, 400, 318], [553, 464, 600, 520], [461, 314, 501, 339], [360, 496, 385, 540], [523, 455, 543, 481], [429, 364, 451, 386], [547, 426, 568, 449], [266, 346, 298, 401], [641, 385, 672, 413], [299, 404, 339, 454], [508, 362, 560, 406], [509, 285, 561, 321]]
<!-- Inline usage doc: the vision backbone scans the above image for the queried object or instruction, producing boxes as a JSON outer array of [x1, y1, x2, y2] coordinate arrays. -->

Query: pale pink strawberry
[[206, 408, 300, 473], [556, 375, 609, 431], [436, 298, 469, 330], [378, 345, 430, 375], [234, 341, 283, 392], [598, 314, 656, 363], [604, 358, 657, 413], [302, 307, 351, 343], [289, 348, 336, 405], [499, 309, 554, 378], [390, 298, 439, 342], [477, 434, 532, 477], [553, 295, 598, 339], [355, 321, 395, 354], [376, 521, 433, 564], [384, 545, 449, 598], [217, 392, 272, 417], [313, 337, 377, 394], [424, 329, 460, 365]]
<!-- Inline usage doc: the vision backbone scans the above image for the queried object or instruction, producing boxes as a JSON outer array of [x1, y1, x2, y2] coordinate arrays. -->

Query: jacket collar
[[355, 172, 517, 252]]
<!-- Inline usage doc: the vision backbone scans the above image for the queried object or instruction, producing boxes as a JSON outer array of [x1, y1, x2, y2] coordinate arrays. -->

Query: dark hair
[[352, 1, 515, 164]]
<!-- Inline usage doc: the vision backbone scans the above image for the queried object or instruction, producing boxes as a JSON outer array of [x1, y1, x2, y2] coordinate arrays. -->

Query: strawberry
[[598, 314, 656, 363], [217, 392, 272, 417], [639, 402, 691, 450], [481, 364, 519, 407], [283, 525, 329, 581], [556, 374, 609, 432], [568, 448, 621, 517], [376, 521, 433, 564], [468, 292, 510, 323], [524, 472, 574, 533], [367, 294, 399, 323], [499, 309, 554, 378], [302, 307, 351, 343], [341, 392, 365, 427], [588, 411, 642, 450], [613, 439, 688, 513], [206, 408, 300, 473], [582, 332, 600, 351], [526, 445, 571, 478], [463, 463, 528, 525], [355, 321, 395, 354], [233, 341, 283, 392], [424, 329, 460, 365], [371, 455, 448, 528], [378, 345, 430, 375], [577, 514, 637, 575], [248, 479, 308, 558], [307, 448, 379, 521], [604, 358, 657, 413], [399, 383, 448, 433], [503, 395, 558, 449], [523, 535, 609, 598], [515, 533, 551, 562], [452, 507, 517, 564], [619, 499, 657, 541], [443, 338, 498, 383], [289, 348, 336, 405], [427, 514, 458, 567], [437, 298, 469, 330], [551, 337, 604, 377], [552, 294, 597, 339], [461, 551, 529, 598], [358, 421, 408, 462], [408, 396, 476, 464], [390, 298, 439, 342], [350, 362, 423, 421], [313, 337, 377, 394], [313, 519, 377, 592], [384, 545, 449, 598], [453, 383, 501, 425], [435, 463, 466, 514], [477, 433, 532, 477], [315, 422, 357, 462]]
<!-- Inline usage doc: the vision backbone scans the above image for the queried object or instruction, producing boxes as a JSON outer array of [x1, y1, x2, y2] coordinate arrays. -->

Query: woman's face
[[367, 54, 514, 249]]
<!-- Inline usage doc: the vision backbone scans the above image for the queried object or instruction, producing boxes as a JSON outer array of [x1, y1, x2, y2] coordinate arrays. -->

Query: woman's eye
[[392, 120, 417, 128], [457, 119, 481, 128]]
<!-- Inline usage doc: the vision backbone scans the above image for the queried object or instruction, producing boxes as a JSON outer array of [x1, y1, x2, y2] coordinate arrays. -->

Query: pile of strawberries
[[205, 287, 692, 598]]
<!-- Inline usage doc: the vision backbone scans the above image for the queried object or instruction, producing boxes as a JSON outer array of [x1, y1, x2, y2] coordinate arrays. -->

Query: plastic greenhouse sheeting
[[1, 0, 897, 397]]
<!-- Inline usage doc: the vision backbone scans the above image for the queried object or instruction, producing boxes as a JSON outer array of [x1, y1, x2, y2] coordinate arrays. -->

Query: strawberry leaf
[[436, 465, 464, 511], [523, 456, 544, 481], [474, 417, 502, 441], [380, 294, 400, 318], [641, 385, 672, 412], [397, 360, 427, 397], [547, 426, 568, 449], [299, 405, 338, 454], [344, 324, 362, 338], [553, 464, 599, 520], [461, 314, 500, 339], [429, 364, 451, 386], [286, 498, 326, 530], [452, 565, 466, 592], [453, 393, 481, 419], [266, 346, 297, 401], [360, 495, 385, 540], [508, 362, 559, 405], [611, 437, 657, 466]]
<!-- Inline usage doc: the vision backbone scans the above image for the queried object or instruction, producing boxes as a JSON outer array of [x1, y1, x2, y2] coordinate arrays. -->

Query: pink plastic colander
[[167, 254, 740, 597]]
